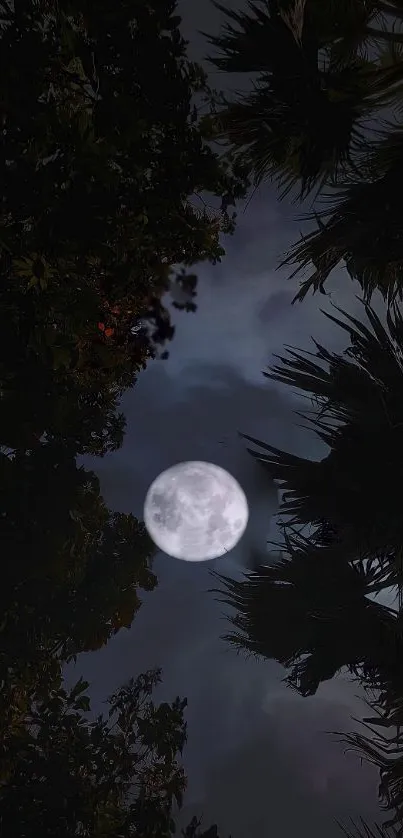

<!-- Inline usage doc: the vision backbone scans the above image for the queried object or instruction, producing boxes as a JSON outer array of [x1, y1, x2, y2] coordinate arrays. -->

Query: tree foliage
[[204, 1, 403, 832], [0, 666, 227, 838], [213, 534, 400, 696], [0, 3, 248, 836], [0, 0, 248, 456], [0, 441, 156, 739], [213, 301, 403, 832], [0, 5, 246, 834], [0, 0, 248, 699], [243, 302, 403, 563], [204, 0, 403, 301], [214, 302, 403, 676]]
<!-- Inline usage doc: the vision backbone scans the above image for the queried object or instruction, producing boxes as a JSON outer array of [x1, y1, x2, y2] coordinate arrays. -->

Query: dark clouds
[[179, 688, 380, 837], [83, 357, 305, 565]]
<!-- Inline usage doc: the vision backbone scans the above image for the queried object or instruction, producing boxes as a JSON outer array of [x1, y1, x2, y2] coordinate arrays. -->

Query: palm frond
[[337, 817, 397, 838], [204, 0, 381, 199], [210, 526, 399, 698], [281, 128, 403, 302], [242, 300, 403, 561]]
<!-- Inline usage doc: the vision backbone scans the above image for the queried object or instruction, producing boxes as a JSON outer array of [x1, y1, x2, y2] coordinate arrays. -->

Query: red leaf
[[98, 322, 105, 332]]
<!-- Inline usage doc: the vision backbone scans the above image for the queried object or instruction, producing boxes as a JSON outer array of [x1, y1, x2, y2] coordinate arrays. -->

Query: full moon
[[143, 461, 249, 561]]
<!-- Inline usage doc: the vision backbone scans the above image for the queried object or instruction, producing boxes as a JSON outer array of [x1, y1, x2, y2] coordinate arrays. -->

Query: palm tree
[[211, 300, 403, 833], [240, 301, 403, 582], [212, 525, 400, 695], [211, 302, 403, 678], [203, 0, 375, 195], [339, 820, 398, 838], [281, 127, 403, 303], [214, 548, 403, 835], [333, 633, 403, 837], [204, 0, 403, 301]]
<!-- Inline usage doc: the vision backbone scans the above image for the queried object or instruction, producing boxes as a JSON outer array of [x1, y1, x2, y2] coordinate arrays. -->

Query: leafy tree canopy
[[0, 0, 247, 742], [0, 0, 248, 456], [0, 5, 246, 834], [0, 442, 156, 734], [0, 667, 227, 838]]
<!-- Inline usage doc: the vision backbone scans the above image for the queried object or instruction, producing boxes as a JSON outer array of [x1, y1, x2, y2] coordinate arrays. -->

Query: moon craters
[[144, 461, 249, 562]]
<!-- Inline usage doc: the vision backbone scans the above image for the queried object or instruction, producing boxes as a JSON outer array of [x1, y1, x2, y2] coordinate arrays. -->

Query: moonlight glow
[[143, 461, 249, 562]]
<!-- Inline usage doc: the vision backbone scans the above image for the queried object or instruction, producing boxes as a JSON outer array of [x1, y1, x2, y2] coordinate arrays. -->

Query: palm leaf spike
[[279, 0, 307, 46], [337, 817, 396, 838]]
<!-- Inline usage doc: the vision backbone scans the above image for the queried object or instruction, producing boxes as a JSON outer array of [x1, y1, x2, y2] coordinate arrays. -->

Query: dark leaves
[[0, 669, 189, 838], [205, 0, 403, 298]]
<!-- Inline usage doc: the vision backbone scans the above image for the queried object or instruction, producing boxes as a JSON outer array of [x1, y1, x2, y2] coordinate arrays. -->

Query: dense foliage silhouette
[[0, 0, 246, 833], [204, 0, 403, 302], [206, 2, 403, 834]]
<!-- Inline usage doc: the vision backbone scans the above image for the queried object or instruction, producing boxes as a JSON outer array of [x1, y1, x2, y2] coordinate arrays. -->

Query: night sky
[[65, 2, 384, 835]]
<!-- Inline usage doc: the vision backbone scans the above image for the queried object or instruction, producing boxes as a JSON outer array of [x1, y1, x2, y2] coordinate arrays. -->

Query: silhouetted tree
[[0, 666, 228, 838], [213, 539, 398, 694], [0, 6, 245, 835], [204, 0, 403, 302], [0, 0, 248, 699], [204, 2, 403, 831], [242, 302, 403, 574], [0, 441, 156, 738], [214, 302, 403, 669], [213, 301, 403, 831], [0, 0, 248, 455]]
